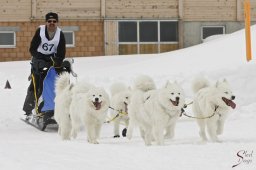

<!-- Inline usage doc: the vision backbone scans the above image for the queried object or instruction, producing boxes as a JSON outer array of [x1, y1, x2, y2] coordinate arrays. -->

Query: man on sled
[[22, 12, 75, 131]]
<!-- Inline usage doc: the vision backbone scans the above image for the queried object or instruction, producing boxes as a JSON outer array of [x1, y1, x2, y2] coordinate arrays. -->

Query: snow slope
[[0, 26, 256, 170]]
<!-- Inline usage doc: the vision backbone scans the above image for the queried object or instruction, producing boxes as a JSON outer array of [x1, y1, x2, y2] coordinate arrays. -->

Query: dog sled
[[22, 58, 77, 131]]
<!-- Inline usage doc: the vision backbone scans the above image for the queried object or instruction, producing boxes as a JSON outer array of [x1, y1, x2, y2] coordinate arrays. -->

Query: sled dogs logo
[[232, 150, 253, 168]]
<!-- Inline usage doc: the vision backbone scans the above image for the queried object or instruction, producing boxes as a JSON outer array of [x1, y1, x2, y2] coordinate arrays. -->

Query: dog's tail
[[133, 75, 156, 92], [192, 76, 210, 93], [55, 72, 70, 94]]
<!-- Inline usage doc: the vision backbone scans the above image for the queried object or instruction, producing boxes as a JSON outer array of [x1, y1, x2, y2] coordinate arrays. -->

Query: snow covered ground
[[0, 25, 256, 170]]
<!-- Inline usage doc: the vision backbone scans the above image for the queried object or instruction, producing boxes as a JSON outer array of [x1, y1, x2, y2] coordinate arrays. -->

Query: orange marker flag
[[244, 0, 252, 61]]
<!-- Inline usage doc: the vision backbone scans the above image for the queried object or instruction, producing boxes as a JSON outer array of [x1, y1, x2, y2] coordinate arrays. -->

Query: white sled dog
[[132, 74, 156, 92], [127, 81, 185, 145], [192, 77, 236, 142], [55, 74, 94, 140], [109, 82, 131, 137], [54, 72, 73, 140], [69, 85, 110, 144]]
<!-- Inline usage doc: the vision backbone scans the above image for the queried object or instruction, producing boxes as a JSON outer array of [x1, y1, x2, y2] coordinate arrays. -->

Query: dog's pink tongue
[[223, 97, 236, 109], [94, 102, 101, 110], [171, 100, 178, 106], [229, 100, 236, 109]]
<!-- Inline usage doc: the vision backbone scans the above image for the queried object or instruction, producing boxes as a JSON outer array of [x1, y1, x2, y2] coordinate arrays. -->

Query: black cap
[[45, 12, 58, 22]]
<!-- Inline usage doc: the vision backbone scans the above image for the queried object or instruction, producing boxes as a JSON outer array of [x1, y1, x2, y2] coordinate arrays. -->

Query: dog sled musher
[[22, 57, 77, 131]]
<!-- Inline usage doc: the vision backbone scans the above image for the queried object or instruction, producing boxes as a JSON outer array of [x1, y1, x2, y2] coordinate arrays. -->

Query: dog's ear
[[216, 79, 228, 87]]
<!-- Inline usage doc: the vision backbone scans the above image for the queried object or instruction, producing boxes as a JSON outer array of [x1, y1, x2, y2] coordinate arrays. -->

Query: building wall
[[1, 0, 256, 61], [105, 0, 179, 19], [0, 22, 34, 61], [183, 21, 246, 47], [182, 0, 237, 21], [0, 0, 31, 22], [0, 20, 104, 61], [62, 20, 104, 58], [33, 0, 102, 20], [3, 0, 256, 21], [180, 0, 255, 47]]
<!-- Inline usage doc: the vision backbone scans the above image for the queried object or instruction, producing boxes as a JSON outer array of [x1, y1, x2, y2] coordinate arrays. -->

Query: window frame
[[160, 21, 179, 42], [201, 26, 225, 41], [139, 21, 158, 43], [0, 31, 16, 48], [118, 21, 137, 43], [118, 20, 179, 54], [63, 31, 75, 48]]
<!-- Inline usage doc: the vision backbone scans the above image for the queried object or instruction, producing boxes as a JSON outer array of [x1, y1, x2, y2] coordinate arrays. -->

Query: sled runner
[[22, 58, 77, 131], [21, 115, 57, 131]]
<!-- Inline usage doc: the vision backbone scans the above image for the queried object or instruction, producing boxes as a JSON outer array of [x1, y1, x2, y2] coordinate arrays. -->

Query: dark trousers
[[23, 70, 47, 114]]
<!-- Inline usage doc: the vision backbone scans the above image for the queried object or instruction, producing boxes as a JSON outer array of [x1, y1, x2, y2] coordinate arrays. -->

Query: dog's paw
[[164, 132, 174, 139], [61, 135, 71, 140], [209, 136, 221, 143], [199, 131, 207, 141], [93, 141, 99, 144], [114, 135, 120, 138], [144, 141, 152, 146], [88, 139, 99, 144], [198, 140, 207, 145], [211, 138, 222, 143], [216, 139, 222, 143]]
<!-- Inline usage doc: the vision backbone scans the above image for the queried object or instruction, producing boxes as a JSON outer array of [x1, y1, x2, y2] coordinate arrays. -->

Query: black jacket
[[29, 26, 66, 66]]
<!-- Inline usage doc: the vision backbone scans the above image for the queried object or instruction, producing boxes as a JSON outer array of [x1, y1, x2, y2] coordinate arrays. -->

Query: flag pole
[[244, 0, 252, 61]]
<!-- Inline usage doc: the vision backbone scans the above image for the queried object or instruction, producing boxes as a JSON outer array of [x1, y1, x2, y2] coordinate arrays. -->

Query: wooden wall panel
[[160, 44, 179, 53], [0, 0, 31, 21], [106, 0, 178, 19], [183, 0, 237, 21], [1, 0, 256, 21], [140, 44, 158, 54], [119, 44, 137, 55], [252, 1, 256, 20], [236, 0, 256, 21], [35, 0, 101, 20]]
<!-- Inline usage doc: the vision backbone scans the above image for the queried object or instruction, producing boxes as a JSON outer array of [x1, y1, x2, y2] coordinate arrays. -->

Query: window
[[0, 31, 16, 48], [139, 22, 158, 42], [119, 22, 137, 42], [201, 26, 225, 40], [160, 21, 178, 42], [118, 20, 179, 54], [63, 31, 75, 47]]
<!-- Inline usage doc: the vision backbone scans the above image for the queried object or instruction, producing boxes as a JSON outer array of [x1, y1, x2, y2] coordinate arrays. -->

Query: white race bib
[[37, 25, 61, 55]]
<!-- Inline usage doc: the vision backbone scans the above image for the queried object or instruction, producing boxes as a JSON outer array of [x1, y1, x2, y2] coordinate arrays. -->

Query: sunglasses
[[47, 20, 57, 23]]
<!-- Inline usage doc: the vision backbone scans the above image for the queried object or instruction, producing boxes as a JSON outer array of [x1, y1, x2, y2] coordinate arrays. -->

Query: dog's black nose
[[176, 97, 180, 101], [231, 96, 235, 100], [95, 97, 99, 102]]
